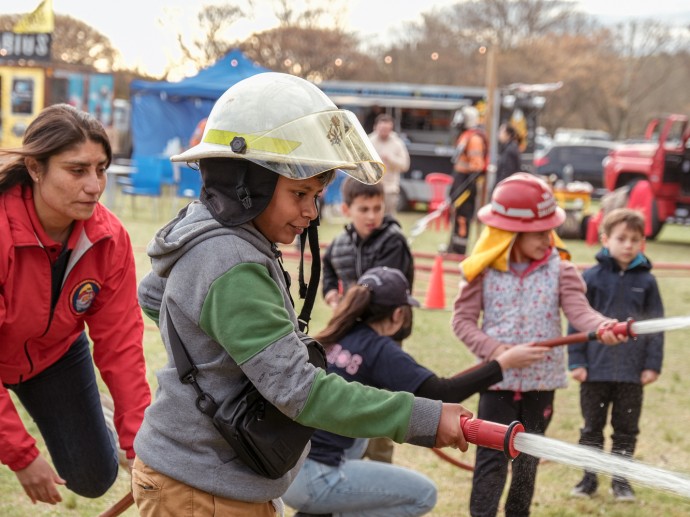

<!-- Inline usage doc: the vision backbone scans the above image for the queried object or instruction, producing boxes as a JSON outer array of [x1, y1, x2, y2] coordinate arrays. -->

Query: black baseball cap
[[357, 267, 420, 307]]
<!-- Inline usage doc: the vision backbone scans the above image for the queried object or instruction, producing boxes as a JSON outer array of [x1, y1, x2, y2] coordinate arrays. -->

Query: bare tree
[[605, 19, 686, 138], [384, 1, 689, 139], [273, 0, 346, 30], [445, 0, 595, 49], [241, 26, 376, 82], [174, 3, 253, 69], [239, 0, 375, 82]]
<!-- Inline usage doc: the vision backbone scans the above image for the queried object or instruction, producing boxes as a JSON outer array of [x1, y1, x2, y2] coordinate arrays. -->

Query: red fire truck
[[602, 114, 690, 238]]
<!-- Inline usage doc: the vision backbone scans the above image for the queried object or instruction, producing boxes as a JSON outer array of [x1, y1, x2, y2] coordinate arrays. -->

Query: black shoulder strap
[[165, 306, 218, 417], [297, 216, 321, 333]]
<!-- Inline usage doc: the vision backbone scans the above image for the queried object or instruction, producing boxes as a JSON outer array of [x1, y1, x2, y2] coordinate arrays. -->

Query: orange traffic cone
[[424, 255, 446, 309]]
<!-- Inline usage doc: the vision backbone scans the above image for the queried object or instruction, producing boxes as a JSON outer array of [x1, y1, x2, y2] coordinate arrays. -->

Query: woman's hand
[[15, 454, 66, 505], [495, 343, 548, 370], [435, 403, 473, 450]]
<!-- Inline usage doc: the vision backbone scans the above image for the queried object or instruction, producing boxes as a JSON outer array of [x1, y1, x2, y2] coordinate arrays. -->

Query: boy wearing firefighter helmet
[[133, 72, 475, 516], [451, 172, 627, 517]]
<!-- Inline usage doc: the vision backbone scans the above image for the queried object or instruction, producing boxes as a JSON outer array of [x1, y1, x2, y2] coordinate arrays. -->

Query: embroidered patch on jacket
[[70, 280, 101, 314]]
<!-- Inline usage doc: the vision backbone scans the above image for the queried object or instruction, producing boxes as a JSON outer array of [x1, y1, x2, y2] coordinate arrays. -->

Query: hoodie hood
[[146, 201, 275, 279]]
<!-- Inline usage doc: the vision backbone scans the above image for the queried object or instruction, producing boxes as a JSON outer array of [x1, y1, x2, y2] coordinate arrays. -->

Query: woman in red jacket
[[0, 104, 150, 506]]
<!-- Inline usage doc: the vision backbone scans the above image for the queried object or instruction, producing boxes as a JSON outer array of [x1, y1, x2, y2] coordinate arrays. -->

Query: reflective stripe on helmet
[[203, 129, 301, 155], [491, 200, 536, 219]]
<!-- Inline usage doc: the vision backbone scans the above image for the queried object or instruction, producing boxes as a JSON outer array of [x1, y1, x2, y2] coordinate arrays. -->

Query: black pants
[[579, 381, 642, 460], [5, 333, 118, 497], [448, 174, 478, 255], [470, 390, 554, 517]]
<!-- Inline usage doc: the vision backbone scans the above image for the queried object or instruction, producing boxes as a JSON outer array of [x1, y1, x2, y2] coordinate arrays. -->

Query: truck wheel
[[579, 214, 590, 240]]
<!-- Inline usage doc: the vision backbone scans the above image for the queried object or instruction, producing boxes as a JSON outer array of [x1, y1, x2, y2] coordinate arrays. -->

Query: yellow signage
[[0, 67, 45, 148], [13, 0, 54, 34]]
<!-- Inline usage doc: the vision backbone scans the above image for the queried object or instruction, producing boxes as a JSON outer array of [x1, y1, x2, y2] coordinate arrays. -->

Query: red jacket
[[0, 185, 150, 471]]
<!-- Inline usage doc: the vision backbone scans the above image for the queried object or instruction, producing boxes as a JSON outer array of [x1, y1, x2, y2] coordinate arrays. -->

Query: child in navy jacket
[[568, 208, 664, 502]]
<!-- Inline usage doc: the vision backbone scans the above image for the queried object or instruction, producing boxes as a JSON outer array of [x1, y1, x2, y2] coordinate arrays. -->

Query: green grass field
[[3, 194, 690, 516]]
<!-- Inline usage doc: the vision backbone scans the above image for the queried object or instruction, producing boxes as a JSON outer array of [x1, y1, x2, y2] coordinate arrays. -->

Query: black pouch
[[211, 335, 326, 479], [168, 312, 328, 480]]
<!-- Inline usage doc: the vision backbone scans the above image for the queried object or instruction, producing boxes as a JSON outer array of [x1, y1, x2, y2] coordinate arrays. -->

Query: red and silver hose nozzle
[[460, 416, 525, 459]]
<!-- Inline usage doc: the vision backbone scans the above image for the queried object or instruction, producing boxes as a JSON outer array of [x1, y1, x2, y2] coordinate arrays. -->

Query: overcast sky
[[6, 0, 690, 77]]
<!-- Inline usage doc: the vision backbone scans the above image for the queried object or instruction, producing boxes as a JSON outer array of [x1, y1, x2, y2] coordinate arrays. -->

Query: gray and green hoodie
[[135, 201, 442, 502]]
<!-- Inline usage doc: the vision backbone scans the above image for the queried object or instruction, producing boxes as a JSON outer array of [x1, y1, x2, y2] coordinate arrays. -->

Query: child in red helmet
[[451, 172, 627, 517]]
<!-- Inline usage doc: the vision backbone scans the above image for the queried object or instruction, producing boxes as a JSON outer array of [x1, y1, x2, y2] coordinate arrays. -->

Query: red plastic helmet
[[478, 173, 565, 232]]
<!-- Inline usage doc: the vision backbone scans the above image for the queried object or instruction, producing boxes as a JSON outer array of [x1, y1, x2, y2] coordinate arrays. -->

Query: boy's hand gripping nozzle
[[460, 416, 525, 459]]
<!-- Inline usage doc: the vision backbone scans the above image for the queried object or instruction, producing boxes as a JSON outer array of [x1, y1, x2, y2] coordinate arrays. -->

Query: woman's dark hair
[[315, 285, 410, 346], [0, 103, 112, 194], [501, 123, 523, 146]]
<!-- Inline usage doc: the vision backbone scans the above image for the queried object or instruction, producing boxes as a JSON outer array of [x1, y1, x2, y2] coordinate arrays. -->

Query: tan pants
[[132, 457, 278, 517]]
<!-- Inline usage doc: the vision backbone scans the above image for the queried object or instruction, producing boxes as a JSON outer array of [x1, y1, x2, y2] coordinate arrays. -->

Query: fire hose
[[532, 315, 690, 348], [101, 316, 690, 508], [433, 315, 690, 471], [98, 491, 133, 517]]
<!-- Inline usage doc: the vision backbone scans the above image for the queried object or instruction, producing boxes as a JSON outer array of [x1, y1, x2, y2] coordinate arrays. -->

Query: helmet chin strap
[[235, 167, 252, 209]]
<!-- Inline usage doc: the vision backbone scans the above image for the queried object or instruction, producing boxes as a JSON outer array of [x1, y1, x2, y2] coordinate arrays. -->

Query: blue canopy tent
[[129, 49, 271, 158]]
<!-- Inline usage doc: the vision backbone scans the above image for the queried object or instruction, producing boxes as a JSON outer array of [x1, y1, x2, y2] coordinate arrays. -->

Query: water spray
[[460, 416, 524, 459], [456, 417, 690, 499]]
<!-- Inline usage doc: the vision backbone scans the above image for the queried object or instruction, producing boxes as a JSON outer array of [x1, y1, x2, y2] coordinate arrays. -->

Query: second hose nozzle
[[460, 416, 525, 459]]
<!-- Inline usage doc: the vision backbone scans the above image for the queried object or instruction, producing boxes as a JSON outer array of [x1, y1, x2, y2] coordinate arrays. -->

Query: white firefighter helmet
[[172, 72, 384, 185], [451, 105, 480, 130]]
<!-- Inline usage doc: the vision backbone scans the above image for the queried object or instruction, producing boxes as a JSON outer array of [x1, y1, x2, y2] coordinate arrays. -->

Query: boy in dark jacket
[[322, 177, 414, 309], [568, 208, 664, 502], [321, 177, 414, 464]]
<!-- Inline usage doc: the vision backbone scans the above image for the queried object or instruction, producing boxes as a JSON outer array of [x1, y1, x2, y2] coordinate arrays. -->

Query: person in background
[[0, 104, 150, 506], [322, 177, 413, 311], [284, 266, 548, 517], [133, 72, 473, 517], [494, 122, 523, 189], [448, 105, 488, 255], [363, 105, 384, 134], [188, 117, 208, 149], [452, 173, 627, 517], [368, 113, 410, 216], [568, 208, 664, 502]]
